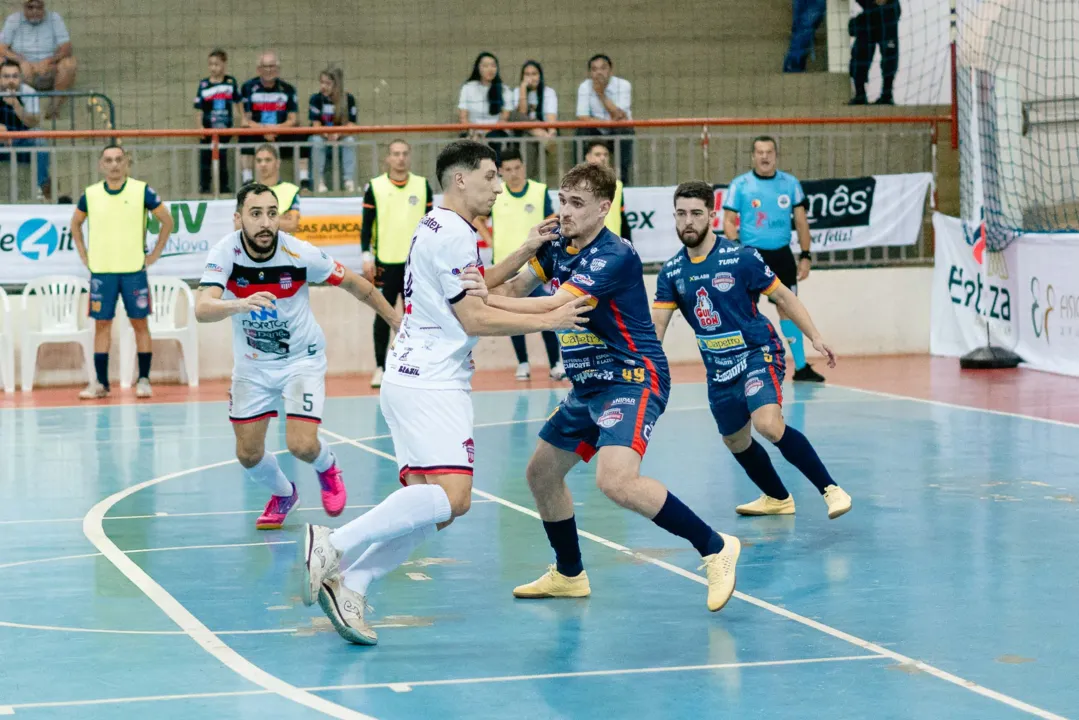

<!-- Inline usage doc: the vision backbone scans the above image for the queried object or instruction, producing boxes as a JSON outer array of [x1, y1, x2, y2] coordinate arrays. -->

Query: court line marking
[[83, 462, 380, 720], [0, 654, 885, 712], [0, 620, 297, 636], [321, 425, 1071, 720], [0, 540, 295, 571]]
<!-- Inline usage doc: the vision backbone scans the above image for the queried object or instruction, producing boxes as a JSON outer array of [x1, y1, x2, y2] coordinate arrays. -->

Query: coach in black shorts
[[239, 50, 310, 188]]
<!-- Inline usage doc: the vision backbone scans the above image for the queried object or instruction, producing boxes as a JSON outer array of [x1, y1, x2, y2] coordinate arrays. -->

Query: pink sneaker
[[317, 463, 346, 517], [256, 483, 298, 530]]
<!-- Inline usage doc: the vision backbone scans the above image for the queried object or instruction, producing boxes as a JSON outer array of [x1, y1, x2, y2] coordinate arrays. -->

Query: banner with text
[[1014, 233, 1079, 377]]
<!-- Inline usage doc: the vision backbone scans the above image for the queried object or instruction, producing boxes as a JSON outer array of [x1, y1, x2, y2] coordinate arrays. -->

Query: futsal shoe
[[317, 462, 347, 517], [700, 533, 741, 612], [318, 577, 378, 645], [793, 365, 825, 382], [255, 483, 298, 530], [512, 565, 591, 599], [735, 494, 796, 516], [301, 523, 341, 607], [823, 485, 852, 519]]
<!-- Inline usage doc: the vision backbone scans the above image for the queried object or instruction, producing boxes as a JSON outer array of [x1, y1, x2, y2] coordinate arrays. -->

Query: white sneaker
[[301, 524, 341, 607], [823, 485, 852, 519], [317, 181, 329, 193], [370, 368, 384, 388], [549, 361, 567, 380], [78, 383, 109, 400], [344, 180, 356, 192], [135, 377, 152, 399], [515, 362, 530, 381], [735, 493, 795, 516], [318, 576, 378, 645]]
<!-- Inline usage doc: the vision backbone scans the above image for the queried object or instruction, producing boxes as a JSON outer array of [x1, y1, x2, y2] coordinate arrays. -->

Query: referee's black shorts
[[755, 246, 799, 300]]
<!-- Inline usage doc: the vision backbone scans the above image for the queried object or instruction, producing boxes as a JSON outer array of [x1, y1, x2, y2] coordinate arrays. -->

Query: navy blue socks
[[137, 352, 152, 381], [93, 352, 109, 389], [542, 517, 584, 577], [733, 438, 791, 500], [652, 492, 725, 557], [774, 427, 834, 494]]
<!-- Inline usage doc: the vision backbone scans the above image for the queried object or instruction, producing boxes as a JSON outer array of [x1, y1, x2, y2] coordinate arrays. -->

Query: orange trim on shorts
[[230, 411, 278, 424], [768, 365, 784, 405], [398, 465, 474, 486]]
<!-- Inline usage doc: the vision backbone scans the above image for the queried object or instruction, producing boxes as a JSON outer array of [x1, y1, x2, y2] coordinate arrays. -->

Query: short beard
[[679, 228, 708, 248], [242, 228, 277, 257]]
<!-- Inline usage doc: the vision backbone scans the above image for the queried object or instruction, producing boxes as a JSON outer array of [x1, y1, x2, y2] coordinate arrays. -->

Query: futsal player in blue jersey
[[474, 163, 742, 612], [723, 136, 825, 382], [653, 181, 851, 518]]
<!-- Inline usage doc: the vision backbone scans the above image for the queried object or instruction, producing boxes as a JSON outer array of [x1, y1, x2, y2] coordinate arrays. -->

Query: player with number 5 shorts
[[195, 182, 401, 531]]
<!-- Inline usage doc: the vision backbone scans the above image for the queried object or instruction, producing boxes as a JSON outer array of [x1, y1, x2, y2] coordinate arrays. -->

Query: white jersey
[[384, 207, 483, 391], [199, 231, 346, 373]]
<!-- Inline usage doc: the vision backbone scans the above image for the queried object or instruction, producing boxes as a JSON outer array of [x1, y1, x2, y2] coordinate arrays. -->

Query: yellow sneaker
[[823, 485, 852, 519], [512, 565, 591, 599], [700, 533, 740, 612], [735, 494, 795, 516]]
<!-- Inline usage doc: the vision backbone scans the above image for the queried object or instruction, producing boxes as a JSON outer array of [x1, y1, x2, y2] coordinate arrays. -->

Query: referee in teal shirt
[[722, 136, 823, 382]]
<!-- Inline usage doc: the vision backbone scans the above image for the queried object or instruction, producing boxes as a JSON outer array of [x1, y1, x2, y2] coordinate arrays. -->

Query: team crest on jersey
[[751, 199, 761, 209], [712, 272, 735, 292], [550, 277, 561, 291], [777, 194, 791, 209], [524, 203, 536, 213], [694, 287, 720, 328], [233, 247, 242, 256], [676, 279, 686, 295], [408, 195, 419, 206], [462, 438, 475, 463], [590, 258, 607, 272], [597, 408, 623, 428], [258, 271, 265, 281], [279, 272, 293, 290]]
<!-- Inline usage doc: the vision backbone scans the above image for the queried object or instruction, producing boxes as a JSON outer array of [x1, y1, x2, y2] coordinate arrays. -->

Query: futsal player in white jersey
[[195, 182, 400, 530], [301, 141, 592, 645]]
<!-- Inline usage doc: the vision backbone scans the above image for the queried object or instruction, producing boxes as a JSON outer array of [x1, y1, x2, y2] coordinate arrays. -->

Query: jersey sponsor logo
[[777, 194, 791, 209], [697, 331, 747, 352], [642, 423, 653, 442], [279, 272, 293, 290], [569, 273, 594, 287], [694, 288, 721, 328], [715, 258, 740, 266], [397, 364, 420, 376], [562, 357, 592, 370], [610, 396, 637, 407], [689, 274, 710, 282], [597, 408, 624, 428], [712, 272, 735, 292], [558, 331, 606, 349], [747, 367, 768, 378], [249, 305, 278, 322], [420, 215, 442, 233], [745, 377, 765, 396], [666, 267, 681, 277], [751, 199, 761, 209], [572, 368, 616, 382], [550, 278, 561, 292], [712, 355, 748, 383], [590, 258, 607, 272], [205, 263, 224, 273], [462, 438, 475, 463]]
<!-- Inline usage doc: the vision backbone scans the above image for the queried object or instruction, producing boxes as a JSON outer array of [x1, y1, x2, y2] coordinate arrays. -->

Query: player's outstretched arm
[[452, 293, 591, 337], [484, 218, 560, 292], [767, 284, 836, 368], [194, 285, 277, 323], [337, 267, 401, 332], [650, 306, 676, 343], [485, 287, 586, 315]]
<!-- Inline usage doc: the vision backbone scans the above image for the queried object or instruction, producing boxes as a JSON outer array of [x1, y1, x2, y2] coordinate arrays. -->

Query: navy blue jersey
[[530, 229, 670, 397], [654, 240, 784, 384]]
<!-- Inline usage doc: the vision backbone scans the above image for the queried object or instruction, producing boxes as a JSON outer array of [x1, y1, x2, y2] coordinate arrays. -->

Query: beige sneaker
[[78, 383, 109, 400], [700, 533, 741, 612], [318, 576, 377, 645], [735, 493, 795, 516], [512, 565, 591, 598], [135, 377, 152, 399], [370, 368, 384, 388], [823, 485, 852, 519]]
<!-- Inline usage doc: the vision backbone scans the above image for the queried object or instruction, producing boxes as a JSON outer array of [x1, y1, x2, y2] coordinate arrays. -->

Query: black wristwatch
[[799, 250, 812, 261]]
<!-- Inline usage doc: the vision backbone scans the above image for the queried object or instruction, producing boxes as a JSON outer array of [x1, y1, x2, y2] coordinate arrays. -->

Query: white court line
[[0, 654, 884, 713], [0, 620, 297, 636], [320, 425, 1071, 720], [0, 540, 294, 571], [82, 463, 379, 720]]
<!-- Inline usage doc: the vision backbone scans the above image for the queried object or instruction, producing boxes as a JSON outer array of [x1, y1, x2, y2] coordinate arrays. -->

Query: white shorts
[[229, 356, 327, 425], [379, 381, 474, 485]]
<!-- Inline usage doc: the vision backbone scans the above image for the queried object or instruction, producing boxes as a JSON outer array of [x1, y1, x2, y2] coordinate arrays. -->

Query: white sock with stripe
[[342, 524, 435, 596], [329, 484, 451, 554], [312, 438, 335, 473], [244, 453, 293, 497]]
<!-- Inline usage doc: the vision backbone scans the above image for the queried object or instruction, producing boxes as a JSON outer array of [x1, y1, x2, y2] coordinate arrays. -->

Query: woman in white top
[[510, 60, 557, 145], [457, 52, 510, 148]]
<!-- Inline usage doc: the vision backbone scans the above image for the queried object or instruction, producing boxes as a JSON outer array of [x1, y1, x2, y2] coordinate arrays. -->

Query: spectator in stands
[[0, 58, 49, 199], [584, 139, 631, 242], [309, 65, 358, 193], [783, 0, 826, 72], [849, 0, 901, 105], [240, 51, 309, 188], [232, 144, 301, 234], [193, 48, 241, 194], [360, 139, 433, 387], [575, 54, 633, 183], [457, 52, 511, 153], [0, 0, 76, 120], [510, 60, 558, 170]]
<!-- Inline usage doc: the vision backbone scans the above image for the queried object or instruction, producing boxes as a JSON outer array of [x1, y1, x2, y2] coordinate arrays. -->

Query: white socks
[[330, 484, 452, 554], [244, 453, 293, 497], [342, 524, 435, 597], [312, 439, 335, 473]]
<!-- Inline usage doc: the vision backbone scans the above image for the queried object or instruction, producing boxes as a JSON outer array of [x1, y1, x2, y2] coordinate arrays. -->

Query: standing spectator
[[240, 51, 309, 188], [722, 136, 823, 382], [0, 58, 49, 199], [575, 54, 633, 183], [483, 146, 564, 381], [360, 139, 433, 387], [783, 0, 826, 72], [309, 65, 358, 193], [70, 144, 173, 400], [584, 139, 630, 242], [0, 0, 76, 120], [457, 52, 511, 153], [509, 60, 558, 172], [849, 0, 901, 105], [192, 48, 241, 194]]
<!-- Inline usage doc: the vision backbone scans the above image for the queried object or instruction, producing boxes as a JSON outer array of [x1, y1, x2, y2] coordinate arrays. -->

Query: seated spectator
[[584, 139, 630, 242], [458, 52, 511, 154], [309, 66, 358, 193], [240, 51, 309, 188], [0, 0, 75, 120], [509, 60, 558, 176], [192, 48, 241, 194], [575, 53, 633, 183], [0, 58, 49, 199]]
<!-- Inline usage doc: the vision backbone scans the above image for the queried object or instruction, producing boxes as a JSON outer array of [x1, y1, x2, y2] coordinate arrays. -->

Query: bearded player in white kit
[[301, 141, 592, 645], [195, 182, 400, 530]]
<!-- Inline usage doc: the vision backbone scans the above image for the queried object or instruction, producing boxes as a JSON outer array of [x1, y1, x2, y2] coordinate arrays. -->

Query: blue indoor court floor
[[0, 381, 1076, 719]]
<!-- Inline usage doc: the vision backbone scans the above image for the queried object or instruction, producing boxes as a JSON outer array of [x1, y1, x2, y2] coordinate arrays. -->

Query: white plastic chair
[[20, 275, 94, 392], [0, 287, 15, 393], [119, 276, 199, 388]]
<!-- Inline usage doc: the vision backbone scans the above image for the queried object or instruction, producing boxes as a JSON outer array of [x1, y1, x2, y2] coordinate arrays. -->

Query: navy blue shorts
[[539, 384, 667, 461], [89, 271, 151, 321], [708, 350, 785, 436]]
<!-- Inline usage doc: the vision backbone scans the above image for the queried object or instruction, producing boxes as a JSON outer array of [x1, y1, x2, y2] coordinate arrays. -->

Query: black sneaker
[[793, 365, 825, 382], [848, 94, 868, 106], [874, 93, 895, 105]]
